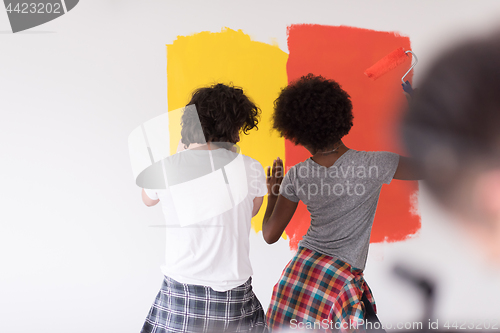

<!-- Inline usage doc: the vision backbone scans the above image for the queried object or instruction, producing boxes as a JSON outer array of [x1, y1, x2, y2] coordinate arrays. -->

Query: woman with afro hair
[[262, 74, 420, 331]]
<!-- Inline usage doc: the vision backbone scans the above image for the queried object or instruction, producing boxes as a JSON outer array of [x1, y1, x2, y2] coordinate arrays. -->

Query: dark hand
[[266, 157, 283, 196]]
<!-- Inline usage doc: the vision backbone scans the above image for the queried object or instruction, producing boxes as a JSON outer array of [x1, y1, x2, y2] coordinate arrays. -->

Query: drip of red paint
[[284, 24, 421, 250]]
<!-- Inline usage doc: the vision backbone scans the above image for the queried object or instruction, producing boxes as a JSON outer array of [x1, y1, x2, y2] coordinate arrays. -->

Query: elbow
[[265, 237, 278, 244], [143, 199, 159, 207], [262, 230, 279, 244]]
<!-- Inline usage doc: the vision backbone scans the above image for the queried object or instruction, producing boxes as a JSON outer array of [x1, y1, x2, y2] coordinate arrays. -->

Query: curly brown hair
[[272, 74, 353, 151], [181, 83, 261, 147]]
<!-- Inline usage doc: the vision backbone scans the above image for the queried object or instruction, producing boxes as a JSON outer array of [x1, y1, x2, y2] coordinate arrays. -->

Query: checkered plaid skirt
[[266, 247, 376, 332], [141, 276, 267, 333]]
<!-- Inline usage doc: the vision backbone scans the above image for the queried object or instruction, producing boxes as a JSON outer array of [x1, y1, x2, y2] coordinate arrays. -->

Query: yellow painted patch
[[166, 28, 288, 232]]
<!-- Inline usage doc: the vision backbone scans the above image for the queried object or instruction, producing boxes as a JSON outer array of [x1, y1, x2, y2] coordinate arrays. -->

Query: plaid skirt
[[266, 247, 376, 332], [141, 276, 267, 333]]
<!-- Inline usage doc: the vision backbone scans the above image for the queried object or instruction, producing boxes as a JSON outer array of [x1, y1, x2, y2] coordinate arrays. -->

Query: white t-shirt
[[144, 148, 267, 291]]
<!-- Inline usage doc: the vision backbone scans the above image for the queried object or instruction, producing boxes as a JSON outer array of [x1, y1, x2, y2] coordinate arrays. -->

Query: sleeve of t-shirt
[[143, 188, 159, 200], [371, 151, 400, 185], [279, 166, 300, 202], [247, 158, 268, 198]]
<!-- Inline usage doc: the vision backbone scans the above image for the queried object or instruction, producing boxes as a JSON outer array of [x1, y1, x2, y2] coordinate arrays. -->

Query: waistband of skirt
[[163, 275, 253, 293]]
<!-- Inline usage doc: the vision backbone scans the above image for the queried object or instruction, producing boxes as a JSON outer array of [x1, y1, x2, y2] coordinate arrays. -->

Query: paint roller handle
[[402, 81, 413, 94], [401, 50, 417, 102], [402, 81, 414, 103]]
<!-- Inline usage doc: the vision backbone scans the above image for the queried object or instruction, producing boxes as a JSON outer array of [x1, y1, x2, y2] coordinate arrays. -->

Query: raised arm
[[262, 158, 299, 244], [393, 156, 424, 181]]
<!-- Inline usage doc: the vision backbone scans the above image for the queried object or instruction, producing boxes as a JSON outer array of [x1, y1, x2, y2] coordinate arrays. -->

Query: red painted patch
[[285, 24, 421, 249]]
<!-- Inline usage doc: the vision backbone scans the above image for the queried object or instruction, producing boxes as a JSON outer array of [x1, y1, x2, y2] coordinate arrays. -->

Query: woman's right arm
[[262, 158, 298, 244], [262, 195, 298, 244]]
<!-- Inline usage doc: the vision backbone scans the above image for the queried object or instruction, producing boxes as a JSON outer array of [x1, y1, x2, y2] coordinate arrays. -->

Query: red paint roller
[[364, 47, 408, 80], [364, 47, 418, 94]]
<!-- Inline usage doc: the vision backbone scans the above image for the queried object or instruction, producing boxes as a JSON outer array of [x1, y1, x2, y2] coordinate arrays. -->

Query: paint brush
[[364, 47, 409, 80]]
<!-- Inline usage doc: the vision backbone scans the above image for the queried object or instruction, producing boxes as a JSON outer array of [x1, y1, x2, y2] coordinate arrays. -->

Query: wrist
[[268, 183, 281, 197], [267, 193, 279, 199]]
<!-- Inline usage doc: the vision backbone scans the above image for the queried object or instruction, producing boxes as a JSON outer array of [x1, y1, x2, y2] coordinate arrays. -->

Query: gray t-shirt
[[280, 149, 399, 270]]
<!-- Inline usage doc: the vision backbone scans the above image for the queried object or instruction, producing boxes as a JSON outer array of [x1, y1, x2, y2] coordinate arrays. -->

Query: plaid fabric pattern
[[141, 276, 267, 333], [266, 247, 376, 332]]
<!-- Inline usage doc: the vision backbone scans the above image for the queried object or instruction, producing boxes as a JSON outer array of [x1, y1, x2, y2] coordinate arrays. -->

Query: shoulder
[[350, 150, 400, 183], [240, 154, 265, 170], [345, 149, 376, 159], [284, 161, 307, 179], [348, 150, 399, 164]]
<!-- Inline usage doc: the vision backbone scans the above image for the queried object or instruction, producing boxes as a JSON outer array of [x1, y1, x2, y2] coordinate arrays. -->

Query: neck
[[187, 142, 235, 151], [311, 142, 349, 168], [313, 141, 346, 155]]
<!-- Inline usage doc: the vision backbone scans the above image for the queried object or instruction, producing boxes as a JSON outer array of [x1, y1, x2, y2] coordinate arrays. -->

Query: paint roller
[[364, 47, 418, 95]]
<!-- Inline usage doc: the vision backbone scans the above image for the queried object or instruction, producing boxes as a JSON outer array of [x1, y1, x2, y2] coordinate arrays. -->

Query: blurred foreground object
[[402, 31, 500, 263]]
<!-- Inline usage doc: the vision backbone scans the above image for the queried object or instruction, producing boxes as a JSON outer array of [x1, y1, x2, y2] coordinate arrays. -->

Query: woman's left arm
[[393, 156, 424, 181], [142, 189, 160, 207]]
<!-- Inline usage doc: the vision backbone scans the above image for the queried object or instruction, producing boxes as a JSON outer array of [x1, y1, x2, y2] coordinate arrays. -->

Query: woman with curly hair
[[262, 74, 420, 331], [140, 83, 268, 333]]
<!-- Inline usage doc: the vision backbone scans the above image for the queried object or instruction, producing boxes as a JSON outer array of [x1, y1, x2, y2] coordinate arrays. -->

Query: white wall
[[2, 1, 500, 332]]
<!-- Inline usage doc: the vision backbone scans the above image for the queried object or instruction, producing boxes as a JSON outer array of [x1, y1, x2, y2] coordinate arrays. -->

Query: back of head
[[181, 83, 260, 147], [402, 32, 500, 208], [272, 74, 354, 152]]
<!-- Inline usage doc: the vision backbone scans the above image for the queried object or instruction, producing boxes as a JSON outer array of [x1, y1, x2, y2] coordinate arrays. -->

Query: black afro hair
[[272, 74, 353, 152]]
